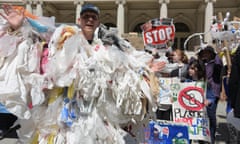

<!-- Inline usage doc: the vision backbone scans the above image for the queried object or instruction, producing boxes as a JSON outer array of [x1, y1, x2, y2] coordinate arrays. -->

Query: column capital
[[33, 0, 43, 5], [74, 0, 84, 5], [159, 0, 170, 4], [205, 0, 216, 3], [116, 0, 126, 5], [22, 0, 32, 4]]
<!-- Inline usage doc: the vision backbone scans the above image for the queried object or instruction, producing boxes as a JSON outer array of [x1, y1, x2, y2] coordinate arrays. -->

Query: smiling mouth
[[84, 24, 93, 28], [86, 23, 94, 27]]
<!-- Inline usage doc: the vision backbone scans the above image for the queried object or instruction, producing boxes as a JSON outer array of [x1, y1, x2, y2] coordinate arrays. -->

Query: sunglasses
[[81, 14, 99, 20], [189, 66, 196, 70]]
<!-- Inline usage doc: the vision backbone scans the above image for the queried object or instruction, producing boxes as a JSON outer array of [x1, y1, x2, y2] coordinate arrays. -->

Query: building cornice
[[205, 0, 216, 3], [74, 0, 84, 5], [159, 0, 170, 4], [0, 0, 203, 2]]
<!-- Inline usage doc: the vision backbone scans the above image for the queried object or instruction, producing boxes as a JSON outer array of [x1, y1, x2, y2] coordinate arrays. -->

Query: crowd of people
[[148, 45, 223, 144], [0, 2, 239, 144]]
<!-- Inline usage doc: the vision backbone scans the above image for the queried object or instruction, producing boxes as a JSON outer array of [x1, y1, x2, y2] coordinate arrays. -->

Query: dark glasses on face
[[189, 66, 195, 70], [81, 14, 98, 20]]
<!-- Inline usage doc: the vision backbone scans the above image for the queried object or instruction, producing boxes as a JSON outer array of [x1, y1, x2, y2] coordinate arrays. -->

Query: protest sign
[[141, 18, 175, 50], [171, 81, 211, 142], [156, 77, 211, 142]]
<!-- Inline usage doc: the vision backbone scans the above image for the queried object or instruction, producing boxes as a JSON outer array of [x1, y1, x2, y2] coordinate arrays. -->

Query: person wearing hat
[[77, 3, 100, 44], [0, 3, 104, 143], [198, 45, 223, 144], [0, 3, 100, 44], [0, 3, 167, 144]]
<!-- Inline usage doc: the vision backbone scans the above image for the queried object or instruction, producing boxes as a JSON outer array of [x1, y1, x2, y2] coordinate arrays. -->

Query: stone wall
[[122, 33, 144, 50]]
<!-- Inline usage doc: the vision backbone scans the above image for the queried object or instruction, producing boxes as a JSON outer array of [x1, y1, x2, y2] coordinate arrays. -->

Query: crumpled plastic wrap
[[0, 33, 36, 119], [0, 21, 158, 143], [0, 14, 55, 118]]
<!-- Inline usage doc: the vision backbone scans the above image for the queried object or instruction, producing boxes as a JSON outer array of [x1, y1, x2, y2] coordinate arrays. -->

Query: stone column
[[74, 0, 84, 24], [35, 0, 43, 16], [116, 0, 126, 36], [23, 0, 32, 14], [159, 0, 170, 19], [204, 0, 216, 44], [196, 4, 205, 33]]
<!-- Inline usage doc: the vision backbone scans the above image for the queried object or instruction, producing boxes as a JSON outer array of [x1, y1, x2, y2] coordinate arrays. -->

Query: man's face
[[79, 11, 100, 35]]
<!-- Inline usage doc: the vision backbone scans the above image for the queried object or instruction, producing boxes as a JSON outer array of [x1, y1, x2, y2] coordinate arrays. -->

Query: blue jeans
[[206, 98, 218, 144], [206, 87, 218, 144]]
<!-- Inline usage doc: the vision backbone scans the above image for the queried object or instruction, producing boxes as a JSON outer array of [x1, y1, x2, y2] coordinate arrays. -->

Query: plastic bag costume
[[0, 14, 159, 143]]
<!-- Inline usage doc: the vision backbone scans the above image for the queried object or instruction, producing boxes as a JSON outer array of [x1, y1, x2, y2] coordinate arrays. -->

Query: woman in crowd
[[185, 57, 210, 144], [170, 48, 189, 81], [197, 46, 223, 144], [185, 57, 206, 82]]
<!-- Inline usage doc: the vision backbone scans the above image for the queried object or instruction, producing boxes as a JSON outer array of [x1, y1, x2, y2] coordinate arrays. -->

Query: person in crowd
[[185, 57, 206, 82], [197, 45, 223, 144], [148, 47, 174, 121], [165, 50, 173, 63], [227, 44, 240, 144], [170, 48, 189, 81], [155, 97, 172, 121], [0, 3, 165, 143], [228, 44, 240, 118], [185, 58, 210, 144]]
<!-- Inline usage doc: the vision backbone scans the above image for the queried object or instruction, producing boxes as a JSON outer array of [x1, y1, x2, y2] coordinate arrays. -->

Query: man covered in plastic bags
[[0, 3, 165, 144]]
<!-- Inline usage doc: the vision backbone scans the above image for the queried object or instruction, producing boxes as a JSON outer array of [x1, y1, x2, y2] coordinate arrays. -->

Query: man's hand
[[0, 4, 24, 30], [149, 58, 166, 72]]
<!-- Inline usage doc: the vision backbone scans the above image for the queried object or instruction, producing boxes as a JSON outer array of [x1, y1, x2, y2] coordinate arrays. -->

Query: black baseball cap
[[198, 46, 216, 55], [80, 3, 100, 15]]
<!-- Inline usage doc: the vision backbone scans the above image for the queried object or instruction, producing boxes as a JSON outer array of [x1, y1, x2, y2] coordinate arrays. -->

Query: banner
[[144, 120, 189, 144], [141, 18, 175, 50]]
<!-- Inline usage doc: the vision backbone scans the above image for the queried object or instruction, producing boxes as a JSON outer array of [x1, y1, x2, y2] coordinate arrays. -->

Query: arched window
[[173, 22, 190, 50], [104, 23, 116, 29], [175, 22, 190, 32], [133, 23, 144, 33]]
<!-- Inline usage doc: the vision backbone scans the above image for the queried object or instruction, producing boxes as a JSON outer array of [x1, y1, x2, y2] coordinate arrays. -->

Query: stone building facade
[[1, 0, 240, 50]]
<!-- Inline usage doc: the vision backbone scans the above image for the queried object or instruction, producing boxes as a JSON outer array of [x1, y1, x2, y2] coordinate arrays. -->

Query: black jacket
[[229, 45, 240, 118]]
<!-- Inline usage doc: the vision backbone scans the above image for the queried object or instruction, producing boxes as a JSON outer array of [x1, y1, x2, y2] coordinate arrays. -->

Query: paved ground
[[215, 101, 228, 144], [190, 101, 228, 144], [0, 101, 229, 144]]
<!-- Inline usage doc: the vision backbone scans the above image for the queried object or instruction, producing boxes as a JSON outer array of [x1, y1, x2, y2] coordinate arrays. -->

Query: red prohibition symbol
[[178, 86, 204, 111]]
